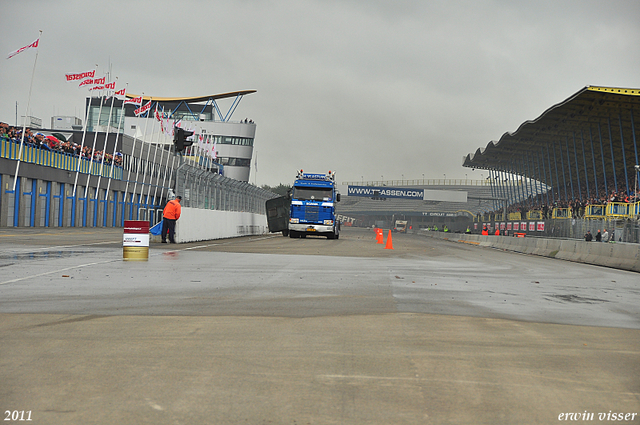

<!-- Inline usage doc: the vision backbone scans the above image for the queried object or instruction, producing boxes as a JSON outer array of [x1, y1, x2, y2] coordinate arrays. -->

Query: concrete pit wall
[[424, 232, 640, 273]]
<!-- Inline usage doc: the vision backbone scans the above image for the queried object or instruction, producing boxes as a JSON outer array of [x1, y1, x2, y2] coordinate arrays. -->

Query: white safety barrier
[[170, 207, 268, 243], [425, 232, 640, 273]]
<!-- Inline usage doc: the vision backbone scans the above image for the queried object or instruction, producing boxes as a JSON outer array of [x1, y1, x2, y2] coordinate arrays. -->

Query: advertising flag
[[124, 96, 143, 106], [65, 69, 96, 82], [78, 78, 94, 88], [114, 88, 126, 97], [134, 100, 152, 116], [7, 38, 39, 59]]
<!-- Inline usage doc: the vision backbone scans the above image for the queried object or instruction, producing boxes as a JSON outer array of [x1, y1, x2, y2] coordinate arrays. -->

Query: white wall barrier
[[167, 207, 268, 243], [424, 232, 640, 273]]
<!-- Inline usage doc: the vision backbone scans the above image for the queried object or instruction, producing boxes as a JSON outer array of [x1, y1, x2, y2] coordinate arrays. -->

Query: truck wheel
[[289, 231, 298, 238]]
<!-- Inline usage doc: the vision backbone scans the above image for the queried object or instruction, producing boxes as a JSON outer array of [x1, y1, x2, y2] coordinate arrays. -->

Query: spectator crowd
[[1, 121, 123, 166], [487, 182, 640, 220]]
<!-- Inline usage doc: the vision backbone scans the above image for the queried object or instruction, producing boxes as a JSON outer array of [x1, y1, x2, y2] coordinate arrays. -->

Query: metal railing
[[1, 137, 123, 179], [552, 208, 572, 219], [508, 212, 521, 221]]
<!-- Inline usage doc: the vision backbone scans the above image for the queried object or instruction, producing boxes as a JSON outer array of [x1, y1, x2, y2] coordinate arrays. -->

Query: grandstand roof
[[462, 86, 640, 193], [125, 90, 257, 103]]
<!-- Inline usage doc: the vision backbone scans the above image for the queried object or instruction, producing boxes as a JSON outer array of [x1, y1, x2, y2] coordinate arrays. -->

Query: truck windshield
[[293, 187, 333, 201]]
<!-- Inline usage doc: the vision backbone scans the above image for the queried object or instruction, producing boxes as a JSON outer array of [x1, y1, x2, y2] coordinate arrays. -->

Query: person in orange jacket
[[482, 226, 489, 236], [495, 228, 500, 236], [162, 195, 182, 243]]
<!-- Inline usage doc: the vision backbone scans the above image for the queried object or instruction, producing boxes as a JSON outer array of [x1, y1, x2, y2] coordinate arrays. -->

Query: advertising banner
[[347, 186, 424, 199]]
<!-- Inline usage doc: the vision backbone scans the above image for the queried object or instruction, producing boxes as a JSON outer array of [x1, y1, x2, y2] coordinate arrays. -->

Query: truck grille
[[304, 205, 319, 222]]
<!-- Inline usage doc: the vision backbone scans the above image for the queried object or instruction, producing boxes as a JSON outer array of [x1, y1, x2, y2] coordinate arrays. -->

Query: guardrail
[[1, 137, 123, 179], [481, 202, 640, 222]]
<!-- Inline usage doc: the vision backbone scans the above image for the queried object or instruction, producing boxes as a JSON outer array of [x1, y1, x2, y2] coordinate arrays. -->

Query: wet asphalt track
[[0, 227, 638, 328], [0, 227, 638, 424]]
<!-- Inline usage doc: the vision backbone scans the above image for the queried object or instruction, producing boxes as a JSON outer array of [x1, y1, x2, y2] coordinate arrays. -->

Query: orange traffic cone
[[384, 230, 394, 250], [376, 228, 383, 244]]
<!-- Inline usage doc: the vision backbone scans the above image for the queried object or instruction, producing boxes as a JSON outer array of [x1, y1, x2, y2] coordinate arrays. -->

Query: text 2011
[[4, 411, 32, 421]]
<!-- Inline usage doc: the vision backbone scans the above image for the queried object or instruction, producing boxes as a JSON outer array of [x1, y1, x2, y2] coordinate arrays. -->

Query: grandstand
[[462, 85, 640, 242]]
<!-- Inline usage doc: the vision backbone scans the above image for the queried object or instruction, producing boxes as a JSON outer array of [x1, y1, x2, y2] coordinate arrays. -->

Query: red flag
[[7, 38, 39, 59]]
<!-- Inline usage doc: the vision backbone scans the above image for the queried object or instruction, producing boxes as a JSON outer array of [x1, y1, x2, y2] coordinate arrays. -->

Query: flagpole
[[152, 107, 167, 205], [73, 64, 98, 197], [123, 92, 143, 219], [142, 104, 160, 218], [12, 30, 42, 192], [146, 109, 164, 213], [163, 153, 177, 202], [131, 97, 153, 218], [158, 113, 174, 204], [105, 83, 128, 200], [94, 79, 118, 198], [84, 88, 108, 198]]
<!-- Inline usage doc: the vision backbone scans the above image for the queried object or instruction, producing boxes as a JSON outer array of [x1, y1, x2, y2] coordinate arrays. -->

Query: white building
[[87, 90, 257, 182]]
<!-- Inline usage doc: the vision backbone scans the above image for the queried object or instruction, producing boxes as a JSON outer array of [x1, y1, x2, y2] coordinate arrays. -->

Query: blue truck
[[265, 170, 341, 239], [288, 170, 341, 239]]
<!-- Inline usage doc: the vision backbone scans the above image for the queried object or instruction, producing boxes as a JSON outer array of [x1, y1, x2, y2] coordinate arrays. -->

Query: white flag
[[66, 69, 96, 82], [134, 99, 152, 116], [124, 96, 143, 106], [7, 38, 39, 59]]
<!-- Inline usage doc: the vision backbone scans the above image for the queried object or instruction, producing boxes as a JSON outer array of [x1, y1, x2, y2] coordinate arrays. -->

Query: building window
[[217, 157, 251, 167], [208, 135, 253, 146]]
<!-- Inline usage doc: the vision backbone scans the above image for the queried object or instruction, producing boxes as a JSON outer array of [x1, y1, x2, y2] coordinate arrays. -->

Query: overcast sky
[[2, 0, 639, 186]]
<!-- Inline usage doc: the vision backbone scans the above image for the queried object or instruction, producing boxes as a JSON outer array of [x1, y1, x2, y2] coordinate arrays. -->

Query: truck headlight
[[324, 220, 333, 225], [290, 218, 299, 224]]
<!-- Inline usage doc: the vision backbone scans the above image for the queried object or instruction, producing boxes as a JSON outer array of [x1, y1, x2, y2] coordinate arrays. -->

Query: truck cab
[[288, 170, 341, 239], [394, 220, 408, 233]]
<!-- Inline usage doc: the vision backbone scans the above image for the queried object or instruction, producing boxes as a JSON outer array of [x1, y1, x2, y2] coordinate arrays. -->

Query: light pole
[[635, 164, 639, 202]]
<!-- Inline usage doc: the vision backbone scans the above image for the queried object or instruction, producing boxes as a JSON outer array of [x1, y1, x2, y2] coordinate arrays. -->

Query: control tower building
[[86, 90, 257, 182]]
